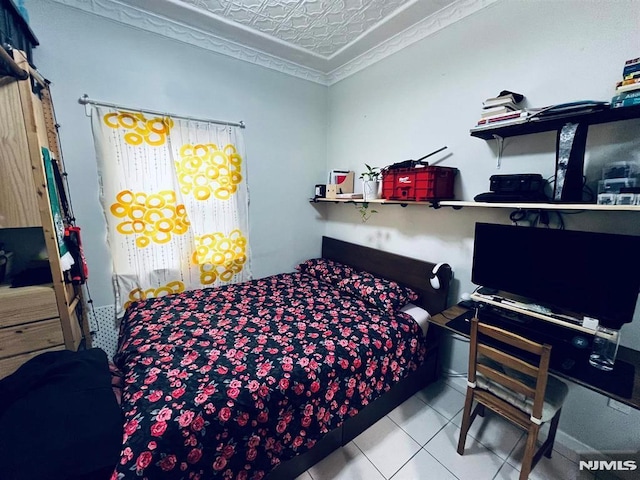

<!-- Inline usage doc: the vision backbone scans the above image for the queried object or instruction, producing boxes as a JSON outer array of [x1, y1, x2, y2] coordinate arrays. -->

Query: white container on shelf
[[602, 160, 640, 180], [597, 178, 638, 195], [589, 326, 620, 371], [362, 180, 380, 201]]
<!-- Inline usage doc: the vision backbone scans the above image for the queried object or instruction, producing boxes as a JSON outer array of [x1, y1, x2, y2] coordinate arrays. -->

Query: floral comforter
[[112, 272, 427, 480]]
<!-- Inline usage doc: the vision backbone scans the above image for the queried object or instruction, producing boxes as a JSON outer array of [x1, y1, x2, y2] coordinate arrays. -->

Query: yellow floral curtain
[[91, 107, 251, 314]]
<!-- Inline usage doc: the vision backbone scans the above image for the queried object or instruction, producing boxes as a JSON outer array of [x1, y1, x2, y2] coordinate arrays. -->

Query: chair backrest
[[468, 317, 552, 424]]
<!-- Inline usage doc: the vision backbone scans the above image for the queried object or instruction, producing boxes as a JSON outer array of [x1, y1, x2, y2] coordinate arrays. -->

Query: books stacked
[[472, 91, 529, 131], [612, 57, 640, 108]]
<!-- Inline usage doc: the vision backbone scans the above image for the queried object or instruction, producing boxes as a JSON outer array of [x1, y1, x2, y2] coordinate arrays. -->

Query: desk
[[430, 305, 640, 411]]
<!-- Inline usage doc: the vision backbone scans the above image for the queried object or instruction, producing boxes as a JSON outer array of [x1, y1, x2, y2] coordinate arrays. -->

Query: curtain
[[90, 106, 251, 315]]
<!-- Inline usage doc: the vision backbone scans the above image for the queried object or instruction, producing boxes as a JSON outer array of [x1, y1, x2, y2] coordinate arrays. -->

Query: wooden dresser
[[0, 52, 90, 379]]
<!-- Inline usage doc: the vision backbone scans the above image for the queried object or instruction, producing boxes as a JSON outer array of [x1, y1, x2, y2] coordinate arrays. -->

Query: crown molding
[[327, 0, 499, 85], [45, 0, 496, 86], [45, 0, 329, 85]]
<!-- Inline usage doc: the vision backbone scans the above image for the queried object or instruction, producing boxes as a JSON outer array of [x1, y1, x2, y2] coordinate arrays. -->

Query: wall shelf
[[470, 103, 640, 203], [310, 197, 430, 207], [439, 201, 640, 211], [312, 107, 640, 213], [310, 197, 640, 212], [470, 104, 640, 140]]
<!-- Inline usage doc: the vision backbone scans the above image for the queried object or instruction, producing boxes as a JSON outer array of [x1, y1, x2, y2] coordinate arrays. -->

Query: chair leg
[[477, 403, 486, 417], [457, 388, 475, 455], [519, 423, 540, 480], [544, 409, 562, 459]]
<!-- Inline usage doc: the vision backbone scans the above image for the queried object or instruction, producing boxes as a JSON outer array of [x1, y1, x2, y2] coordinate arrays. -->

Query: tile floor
[[294, 378, 595, 480]]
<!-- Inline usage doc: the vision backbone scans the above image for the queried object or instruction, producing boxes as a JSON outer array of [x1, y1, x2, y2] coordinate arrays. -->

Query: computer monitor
[[472, 223, 640, 330]]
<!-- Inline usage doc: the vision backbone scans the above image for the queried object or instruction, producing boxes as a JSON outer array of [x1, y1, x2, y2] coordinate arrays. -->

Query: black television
[[472, 223, 640, 330]]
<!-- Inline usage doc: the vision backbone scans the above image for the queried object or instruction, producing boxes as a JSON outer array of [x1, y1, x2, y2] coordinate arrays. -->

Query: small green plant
[[355, 202, 377, 223], [359, 164, 381, 181]]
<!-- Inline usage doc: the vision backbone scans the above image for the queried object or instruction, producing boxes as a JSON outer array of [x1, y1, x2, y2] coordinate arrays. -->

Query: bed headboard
[[321, 236, 450, 314]]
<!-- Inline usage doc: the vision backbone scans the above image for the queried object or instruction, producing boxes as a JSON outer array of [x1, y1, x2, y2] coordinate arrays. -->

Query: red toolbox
[[382, 166, 457, 201]]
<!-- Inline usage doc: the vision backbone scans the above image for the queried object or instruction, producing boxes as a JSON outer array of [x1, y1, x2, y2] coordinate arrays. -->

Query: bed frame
[[268, 236, 450, 479]]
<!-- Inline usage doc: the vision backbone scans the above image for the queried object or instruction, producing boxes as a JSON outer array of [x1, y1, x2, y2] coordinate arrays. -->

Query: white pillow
[[399, 303, 431, 336]]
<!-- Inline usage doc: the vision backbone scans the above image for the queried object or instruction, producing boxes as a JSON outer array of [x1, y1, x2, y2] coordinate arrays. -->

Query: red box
[[382, 166, 457, 201]]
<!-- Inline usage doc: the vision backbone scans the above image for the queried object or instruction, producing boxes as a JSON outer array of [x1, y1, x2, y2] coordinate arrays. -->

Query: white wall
[[326, 0, 640, 451], [26, 0, 328, 308]]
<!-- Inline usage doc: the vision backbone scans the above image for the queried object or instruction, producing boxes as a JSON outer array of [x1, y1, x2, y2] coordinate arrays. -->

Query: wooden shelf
[[310, 197, 640, 212], [470, 104, 640, 140], [310, 197, 431, 206], [439, 201, 640, 211]]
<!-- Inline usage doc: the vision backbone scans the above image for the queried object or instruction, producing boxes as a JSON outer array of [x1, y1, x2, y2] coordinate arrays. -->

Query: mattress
[[113, 271, 428, 479]]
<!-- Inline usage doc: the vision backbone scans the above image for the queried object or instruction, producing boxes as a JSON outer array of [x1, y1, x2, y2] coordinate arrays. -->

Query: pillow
[[400, 303, 431, 335], [337, 271, 419, 314], [296, 258, 359, 286]]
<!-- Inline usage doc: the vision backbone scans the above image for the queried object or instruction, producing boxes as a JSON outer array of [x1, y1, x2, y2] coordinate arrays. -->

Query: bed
[[112, 236, 450, 480]]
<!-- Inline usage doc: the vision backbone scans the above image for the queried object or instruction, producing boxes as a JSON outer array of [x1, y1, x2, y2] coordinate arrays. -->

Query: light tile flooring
[[295, 378, 595, 480]]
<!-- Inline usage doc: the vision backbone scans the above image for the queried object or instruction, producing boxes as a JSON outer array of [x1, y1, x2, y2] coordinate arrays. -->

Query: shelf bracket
[[492, 134, 504, 169]]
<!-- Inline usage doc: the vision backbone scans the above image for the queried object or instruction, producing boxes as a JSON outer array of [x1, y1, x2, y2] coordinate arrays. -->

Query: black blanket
[[0, 348, 122, 480]]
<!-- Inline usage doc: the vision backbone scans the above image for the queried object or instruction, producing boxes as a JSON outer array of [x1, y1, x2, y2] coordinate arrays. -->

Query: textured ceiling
[[54, 0, 494, 84], [179, 0, 414, 57]]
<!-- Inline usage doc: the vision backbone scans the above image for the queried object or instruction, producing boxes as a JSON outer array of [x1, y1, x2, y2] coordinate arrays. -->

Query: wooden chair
[[457, 317, 568, 480]]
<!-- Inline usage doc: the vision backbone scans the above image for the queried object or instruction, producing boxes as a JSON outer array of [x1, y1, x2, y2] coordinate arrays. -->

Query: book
[[470, 115, 529, 132], [482, 94, 519, 108], [611, 90, 640, 103], [618, 77, 640, 87], [615, 82, 640, 93], [478, 109, 527, 123], [480, 105, 518, 117], [624, 70, 640, 81], [623, 61, 640, 77], [612, 96, 640, 108], [482, 103, 519, 113]]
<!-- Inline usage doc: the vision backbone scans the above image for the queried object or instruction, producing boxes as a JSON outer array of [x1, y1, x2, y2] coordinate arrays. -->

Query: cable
[[509, 210, 527, 224], [83, 282, 99, 335], [539, 210, 550, 227], [441, 370, 468, 378], [438, 309, 461, 321], [583, 180, 595, 202]]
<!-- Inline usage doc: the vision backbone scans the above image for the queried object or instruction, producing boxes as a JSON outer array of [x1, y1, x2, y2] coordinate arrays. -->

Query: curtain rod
[[78, 94, 245, 129]]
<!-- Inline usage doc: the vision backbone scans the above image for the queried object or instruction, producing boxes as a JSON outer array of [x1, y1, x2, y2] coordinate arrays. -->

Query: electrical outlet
[[608, 398, 631, 414]]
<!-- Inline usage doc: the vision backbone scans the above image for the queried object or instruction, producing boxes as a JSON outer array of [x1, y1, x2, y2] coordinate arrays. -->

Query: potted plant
[[355, 202, 378, 223], [360, 164, 381, 201]]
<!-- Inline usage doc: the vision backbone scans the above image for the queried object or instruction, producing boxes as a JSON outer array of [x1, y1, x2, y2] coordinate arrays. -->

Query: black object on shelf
[[475, 173, 548, 203], [11, 260, 52, 287], [0, 0, 38, 62]]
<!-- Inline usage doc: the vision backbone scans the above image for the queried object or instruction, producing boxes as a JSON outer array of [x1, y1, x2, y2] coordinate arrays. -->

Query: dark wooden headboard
[[321, 236, 450, 314]]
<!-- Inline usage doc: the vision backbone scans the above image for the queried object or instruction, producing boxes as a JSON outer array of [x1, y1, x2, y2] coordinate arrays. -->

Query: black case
[[489, 174, 544, 194], [0, 0, 38, 67]]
